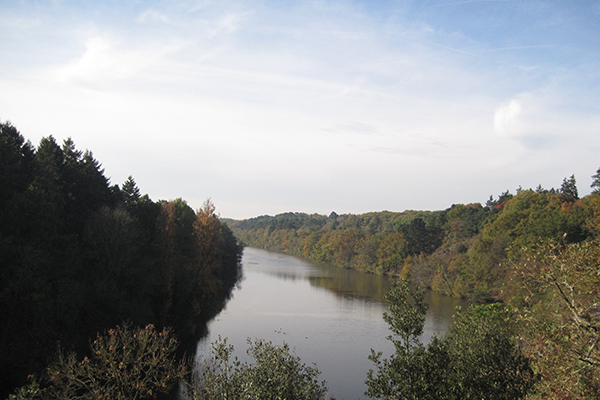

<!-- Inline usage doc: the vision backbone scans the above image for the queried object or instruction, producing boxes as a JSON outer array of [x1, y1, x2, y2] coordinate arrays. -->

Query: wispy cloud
[[429, 42, 549, 75], [1, 0, 600, 217], [431, 0, 514, 8], [478, 45, 555, 52], [137, 9, 172, 24], [52, 36, 182, 87]]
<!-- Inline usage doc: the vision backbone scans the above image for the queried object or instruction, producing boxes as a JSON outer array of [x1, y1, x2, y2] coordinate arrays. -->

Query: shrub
[[189, 337, 327, 400], [9, 324, 187, 400]]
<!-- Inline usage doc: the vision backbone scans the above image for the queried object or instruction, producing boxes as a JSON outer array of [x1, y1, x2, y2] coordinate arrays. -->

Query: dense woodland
[[228, 173, 600, 398], [0, 122, 243, 398], [227, 176, 595, 301], [2, 119, 600, 399]]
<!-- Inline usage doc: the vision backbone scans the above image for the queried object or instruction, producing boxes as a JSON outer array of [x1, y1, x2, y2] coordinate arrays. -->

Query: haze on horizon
[[1, 0, 599, 220]]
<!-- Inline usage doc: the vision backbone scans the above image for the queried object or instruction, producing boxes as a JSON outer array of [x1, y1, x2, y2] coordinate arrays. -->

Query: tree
[[440, 304, 536, 400], [0, 124, 244, 398], [561, 174, 579, 200], [152, 198, 242, 338], [190, 337, 327, 400], [32, 136, 66, 225], [366, 279, 536, 400], [509, 239, 600, 399], [485, 189, 513, 208], [365, 279, 430, 399], [121, 175, 142, 208], [591, 167, 600, 193], [401, 218, 442, 255], [10, 324, 187, 400], [0, 121, 34, 207]]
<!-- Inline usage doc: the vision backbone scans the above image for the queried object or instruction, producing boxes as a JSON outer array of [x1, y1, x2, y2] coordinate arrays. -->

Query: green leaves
[[509, 239, 600, 398], [442, 304, 536, 400], [560, 174, 579, 200], [591, 166, 600, 193], [367, 280, 536, 400], [382, 279, 427, 349], [0, 124, 244, 397], [10, 324, 187, 400], [191, 337, 327, 400], [366, 279, 431, 400]]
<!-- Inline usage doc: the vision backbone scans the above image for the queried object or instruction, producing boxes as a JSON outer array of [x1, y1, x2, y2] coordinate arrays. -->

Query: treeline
[[228, 174, 600, 398], [228, 175, 599, 302], [227, 209, 448, 274], [0, 122, 243, 397]]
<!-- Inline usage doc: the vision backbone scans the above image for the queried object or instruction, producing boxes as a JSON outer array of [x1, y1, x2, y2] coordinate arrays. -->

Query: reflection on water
[[196, 247, 468, 400], [308, 268, 391, 303]]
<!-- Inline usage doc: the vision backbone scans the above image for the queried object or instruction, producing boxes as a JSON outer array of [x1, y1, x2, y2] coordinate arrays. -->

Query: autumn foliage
[[0, 122, 243, 397]]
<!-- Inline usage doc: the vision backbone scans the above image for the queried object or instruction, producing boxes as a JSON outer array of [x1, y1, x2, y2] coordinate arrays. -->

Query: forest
[[227, 173, 600, 398], [227, 175, 595, 301], [2, 119, 599, 399], [0, 122, 244, 398]]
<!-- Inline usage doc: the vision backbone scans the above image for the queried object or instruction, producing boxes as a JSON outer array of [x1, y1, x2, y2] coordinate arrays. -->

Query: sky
[[1, 0, 599, 219]]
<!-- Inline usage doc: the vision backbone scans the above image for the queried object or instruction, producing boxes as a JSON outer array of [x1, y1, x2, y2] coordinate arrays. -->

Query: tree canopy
[[366, 280, 536, 400], [0, 122, 243, 397]]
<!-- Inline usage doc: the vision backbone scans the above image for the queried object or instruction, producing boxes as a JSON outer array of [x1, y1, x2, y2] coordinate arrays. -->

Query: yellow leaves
[[197, 198, 217, 221]]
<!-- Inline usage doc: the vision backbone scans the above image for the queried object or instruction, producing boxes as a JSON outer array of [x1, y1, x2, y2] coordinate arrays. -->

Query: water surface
[[196, 247, 467, 399]]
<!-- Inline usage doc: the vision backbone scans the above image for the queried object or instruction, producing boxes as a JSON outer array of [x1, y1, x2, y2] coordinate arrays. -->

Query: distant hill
[[227, 182, 597, 302], [227, 178, 600, 397]]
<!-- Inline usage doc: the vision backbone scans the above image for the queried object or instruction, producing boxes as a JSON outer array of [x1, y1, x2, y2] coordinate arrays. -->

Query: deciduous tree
[[509, 239, 600, 399], [10, 324, 187, 400], [191, 337, 327, 400], [366, 279, 536, 400]]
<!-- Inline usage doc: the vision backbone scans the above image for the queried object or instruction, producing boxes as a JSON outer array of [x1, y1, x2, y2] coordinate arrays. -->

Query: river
[[195, 247, 467, 400]]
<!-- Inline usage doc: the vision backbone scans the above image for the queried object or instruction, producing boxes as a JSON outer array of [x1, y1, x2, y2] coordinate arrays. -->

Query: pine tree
[[591, 167, 600, 193], [560, 174, 578, 200], [122, 175, 142, 208]]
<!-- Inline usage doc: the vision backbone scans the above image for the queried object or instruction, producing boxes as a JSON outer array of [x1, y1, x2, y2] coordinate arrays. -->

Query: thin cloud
[[53, 36, 179, 87], [432, 0, 513, 7], [137, 9, 172, 24], [429, 42, 549, 75], [1, 0, 599, 218], [478, 45, 555, 52]]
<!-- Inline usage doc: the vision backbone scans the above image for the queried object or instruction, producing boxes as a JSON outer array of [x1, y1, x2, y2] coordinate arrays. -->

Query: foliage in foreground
[[366, 279, 536, 400], [508, 239, 600, 399], [8, 324, 187, 400], [188, 337, 327, 400], [9, 329, 328, 400]]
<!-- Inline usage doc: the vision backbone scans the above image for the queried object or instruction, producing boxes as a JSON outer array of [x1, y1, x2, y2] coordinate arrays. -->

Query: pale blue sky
[[1, 0, 599, 219]]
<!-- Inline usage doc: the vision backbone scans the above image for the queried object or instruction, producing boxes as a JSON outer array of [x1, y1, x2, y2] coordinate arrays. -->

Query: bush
[[366, 280, 536, 400], [189, 337, 327, 400], [9, 324, 187, 400], [509, 239, 600, 399]]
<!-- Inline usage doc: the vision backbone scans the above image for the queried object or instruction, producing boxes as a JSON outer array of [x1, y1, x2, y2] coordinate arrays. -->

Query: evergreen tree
[[561, 174, 579, 200], [0, 124, 244, 397], [591, 166, 600, 193], [122, 175, 142, 208], [0, 121, 34, 207]]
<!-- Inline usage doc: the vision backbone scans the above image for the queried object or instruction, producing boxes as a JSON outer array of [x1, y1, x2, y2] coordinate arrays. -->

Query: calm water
[[196, 247, 467, 400]]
